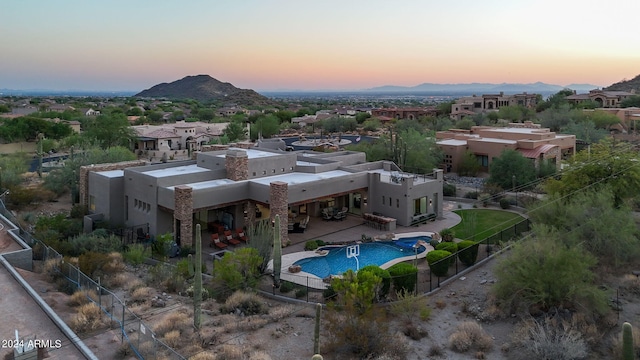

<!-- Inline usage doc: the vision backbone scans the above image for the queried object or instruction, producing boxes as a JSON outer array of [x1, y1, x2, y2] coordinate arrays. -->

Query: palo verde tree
[[82, 113, 137, 148], [544, 138, 640, 207], [492, 226, 609, 315]]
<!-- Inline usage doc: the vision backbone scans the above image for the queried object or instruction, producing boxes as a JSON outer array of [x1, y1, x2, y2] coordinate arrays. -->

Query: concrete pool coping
[[269, 231, 435, 289]]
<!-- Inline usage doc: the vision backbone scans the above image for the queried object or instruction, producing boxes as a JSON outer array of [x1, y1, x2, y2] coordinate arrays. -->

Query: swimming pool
[[293, 236, 431, 279]]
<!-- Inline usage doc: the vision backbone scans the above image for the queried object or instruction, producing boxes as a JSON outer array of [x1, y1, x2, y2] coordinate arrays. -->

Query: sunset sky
[[2, 0, 639, 92]]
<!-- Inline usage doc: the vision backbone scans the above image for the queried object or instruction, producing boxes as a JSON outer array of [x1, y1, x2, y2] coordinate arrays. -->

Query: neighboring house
[[450, 92, 539, 121], [436, 122, 575, 173], [216, 106, 245, 117], [565, 89, 635, 108], [80, 108, 100, 116], [371, 107, 439, 120], [132, 121, 229, 154], [81, 147, 444, 247]]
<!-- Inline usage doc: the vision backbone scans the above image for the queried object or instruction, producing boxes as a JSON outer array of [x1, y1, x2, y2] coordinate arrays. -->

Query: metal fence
[[265, 218, 531, 303], [0, 202, 185, 360]]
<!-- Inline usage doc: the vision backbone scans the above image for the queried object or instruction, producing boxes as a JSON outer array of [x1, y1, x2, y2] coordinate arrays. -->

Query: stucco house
[[132, 121, 229, 158], [81, 147, 444, 247], [450, 92, 539, 121], [565, 89, 635, 108], [436, 122, 576, 173]]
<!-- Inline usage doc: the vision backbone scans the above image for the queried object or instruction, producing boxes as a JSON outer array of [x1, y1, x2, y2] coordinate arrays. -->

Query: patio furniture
[[298, 215, 310, 231], [211, 233, 228, 249], [234, 228, 248, 243], [224, 230, 241, 245]]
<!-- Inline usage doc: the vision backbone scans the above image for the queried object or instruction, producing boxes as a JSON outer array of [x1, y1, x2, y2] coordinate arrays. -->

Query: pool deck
[[270, 200, 468, 289]]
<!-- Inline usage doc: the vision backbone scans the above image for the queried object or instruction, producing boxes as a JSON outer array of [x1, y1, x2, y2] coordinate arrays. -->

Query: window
[[477, 155, 488, 167], [396, 199, 399, 208], [89, 195, 95, 212], [382, 196, 385, 205], [389, 197, 392, 206]]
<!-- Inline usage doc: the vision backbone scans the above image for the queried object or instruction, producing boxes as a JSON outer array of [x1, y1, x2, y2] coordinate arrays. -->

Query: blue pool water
[[293, 236, 431, 279]]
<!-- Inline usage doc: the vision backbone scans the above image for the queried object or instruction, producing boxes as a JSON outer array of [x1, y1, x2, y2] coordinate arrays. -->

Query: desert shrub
[[499, 198, 511, 209], [147, 263, 186, 293], [389, 290, 431, 323], [220, 291, 267, 315], [78, 251, 110, 278], [279, 281, 295, 293], [5, 185, 56, 209], [359, 265, 391, 301], [154, 310, 191, 337], [404, 322, 428, 340], [66, 233, 122, 257], [429, 238, 440, 248], [152, 232, 173, 259], [294, 287, 307, 299], [387, 263, 418, 294], [443, 183, 457, 197], [439, 227, 455, 242], [130, 286, 154, 303], [457, 240, 480, 266], [426, 250, 452, 277], [190, 351, 217, 360], [101, 252, 125, 274], [71, 302, 104, 333], [162, 329, 181, 348], [448, 321, 493, 353], [510, 317, 587, 360], [123, 244, 147, 265], [323, 285, 337, 301], [304, 240, 319, 251], [215, 345, 244, 360], [213, 248, 262, 294], [464, 191, 479, 200], [68, 289, 98, 307]]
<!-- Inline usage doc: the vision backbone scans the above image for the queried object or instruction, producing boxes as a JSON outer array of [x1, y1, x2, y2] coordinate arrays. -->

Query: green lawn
[[449, 209, 525, 241]]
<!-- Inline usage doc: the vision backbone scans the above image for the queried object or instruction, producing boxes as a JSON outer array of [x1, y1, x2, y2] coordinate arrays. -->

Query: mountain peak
[[135, 75, 273, 105]]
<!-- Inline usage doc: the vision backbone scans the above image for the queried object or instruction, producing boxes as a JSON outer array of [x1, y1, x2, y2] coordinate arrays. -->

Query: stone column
[[244, 200, 256, 228], [174, 185, 193, 247], [269, 181, 289, 245], [225, 149, 249, 181]]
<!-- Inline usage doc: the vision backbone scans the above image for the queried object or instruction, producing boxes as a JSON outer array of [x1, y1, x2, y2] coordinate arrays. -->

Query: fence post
[[98, 277, 101, 309], [306, 277, 309, 302], [122, 304, 126, 343]]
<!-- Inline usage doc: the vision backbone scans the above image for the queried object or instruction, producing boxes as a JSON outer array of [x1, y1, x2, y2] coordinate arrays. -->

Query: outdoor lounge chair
[[211, 233, 228, 249], [322, 208, 333, 221], [234, 228, 248, 243], [224, 230, 241, 245], [298, 215, 310, 231]]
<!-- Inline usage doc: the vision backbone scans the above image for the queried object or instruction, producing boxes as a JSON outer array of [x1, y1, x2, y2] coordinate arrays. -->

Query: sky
[[2, 0, 640, 92]]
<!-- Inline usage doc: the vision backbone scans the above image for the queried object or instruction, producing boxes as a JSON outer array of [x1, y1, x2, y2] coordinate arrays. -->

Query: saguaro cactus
[[273, 215, 282, 288], [313, 302, 322, 356], [623, 321, 634, 360], [194, 224, 203, 329]]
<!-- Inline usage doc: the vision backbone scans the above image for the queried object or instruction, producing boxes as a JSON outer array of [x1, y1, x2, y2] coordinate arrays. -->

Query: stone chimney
[[225, 149, 249, 181], [269, 181, 289, 245]]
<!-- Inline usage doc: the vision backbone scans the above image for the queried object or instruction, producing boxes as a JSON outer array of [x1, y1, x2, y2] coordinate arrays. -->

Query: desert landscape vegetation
[[2, 75, 640, 359]]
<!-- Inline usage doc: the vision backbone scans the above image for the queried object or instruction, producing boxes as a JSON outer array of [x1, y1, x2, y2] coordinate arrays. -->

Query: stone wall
[[269, 181, 288, 245], [174, 185, 193, 247], [225, 149, 249, 181], [79, 160, 147, 206]]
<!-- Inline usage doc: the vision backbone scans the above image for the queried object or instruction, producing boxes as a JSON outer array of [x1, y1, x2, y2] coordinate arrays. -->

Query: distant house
[[450, 92, 539, 121], [371, 107, 439, 120], [565, 89, 635, 108], [132, 121, 229, 154], [82, 108, 101, 116], [436, 122, 575, 173]]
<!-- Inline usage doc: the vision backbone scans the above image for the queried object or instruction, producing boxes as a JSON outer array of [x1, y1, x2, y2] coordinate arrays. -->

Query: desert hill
[[135, 75, 273, 105], [604, 74, 640, 93]]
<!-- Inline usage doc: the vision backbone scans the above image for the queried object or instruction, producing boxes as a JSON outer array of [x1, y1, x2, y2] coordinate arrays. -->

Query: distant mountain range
[[364, 82, 601, 95], [135, 75, 274, 105]]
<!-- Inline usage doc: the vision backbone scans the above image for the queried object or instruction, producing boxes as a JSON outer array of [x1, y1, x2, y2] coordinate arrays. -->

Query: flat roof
[[296, 161, 321, 166], [214, 148, 282, 160], [100, 170, 124, 178], [250, 170, 353, 185], [482, 127, 548, 134], [437, 139, 467, 146], [468, 138, 518, 144], [169, 178, 236, 190], [142, 164, 210, 178]]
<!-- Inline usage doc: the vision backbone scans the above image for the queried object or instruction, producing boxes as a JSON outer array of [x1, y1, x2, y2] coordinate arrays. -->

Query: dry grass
[[221, 291, 267, 315], [268, 304, 294, 322], [68, 288, 98, 307], [189, 352, 216, 360], [102, 252, 126, 274], [434, 299, 447, 309], [42, 258, 62, 280], [154, 310, 191, 337], [214, 344, 244, 360], [125, 277, 146, 292], [162, 330, 181, 348], [448, 321, 493, 353], [71, 302, 105, 333], [105, 272, 129, 288], [130, 286, 154, 303], [510, 317, 588, 360], [247, 351, 272, 360]]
